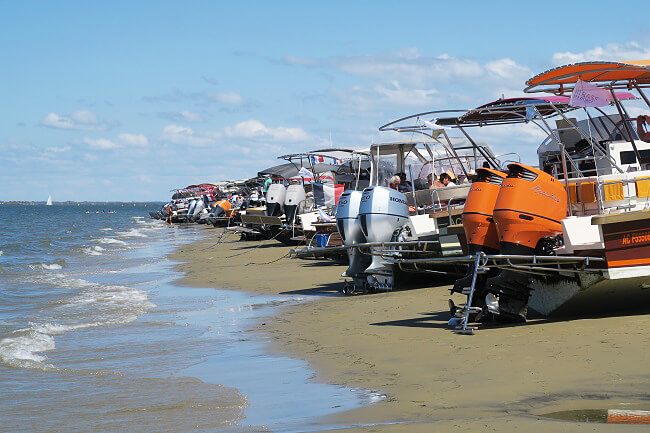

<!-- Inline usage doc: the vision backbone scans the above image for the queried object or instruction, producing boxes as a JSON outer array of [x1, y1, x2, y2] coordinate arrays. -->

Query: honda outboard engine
[[284, 184, 306, 224], [187, 199, 197, 220], [453, 168, 507, 303], [191, 198, 205, 222], [487, 163, 567, 322], [266, 184, 286, 217], [336, 190, 371, 292], [359, 186, 409, 290]]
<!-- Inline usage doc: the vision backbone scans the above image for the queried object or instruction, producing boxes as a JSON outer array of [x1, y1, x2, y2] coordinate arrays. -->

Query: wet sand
[[171, 228, 650, 432]]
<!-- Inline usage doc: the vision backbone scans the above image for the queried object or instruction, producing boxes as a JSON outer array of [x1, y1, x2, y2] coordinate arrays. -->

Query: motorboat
[[236, 149, 366, 245], [435, 60, 650, 331], [322, 130, 501, 293]]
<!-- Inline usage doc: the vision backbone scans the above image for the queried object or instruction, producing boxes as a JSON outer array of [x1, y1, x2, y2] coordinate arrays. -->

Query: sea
[[0, 204, 379, 432]]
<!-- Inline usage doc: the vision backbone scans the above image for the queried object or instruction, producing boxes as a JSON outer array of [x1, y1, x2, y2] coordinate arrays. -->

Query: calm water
[[0, 204, 377, 432]]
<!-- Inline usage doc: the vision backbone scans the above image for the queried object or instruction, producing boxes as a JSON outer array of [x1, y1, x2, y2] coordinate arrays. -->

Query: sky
[[2, 0, 650, 201]]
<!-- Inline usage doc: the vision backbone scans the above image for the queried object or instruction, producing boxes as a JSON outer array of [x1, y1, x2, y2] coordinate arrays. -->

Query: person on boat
[[637, 115, 650, 143], [439, 172, 456, 187], [397, 172, 412, 192], [388, 175, 401, 190], [429, 174, 445, 189], [263, 176, 273, 193]]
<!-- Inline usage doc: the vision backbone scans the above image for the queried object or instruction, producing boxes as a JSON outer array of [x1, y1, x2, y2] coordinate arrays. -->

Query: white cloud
[[144, 89, 246, 106], [118, 133, 148, 147], [83, 137, 119, 149], [485, 58, 531, 82], [334, 81, 441, 114], [285, 51, 500, 87], [553, 41, 650, 65], [180, 111, 202, 122], [160, 124, 217, 146], [285, 50, 532, 116], [42, 110, 109, 131], [222, 119, 309, 142], [45, 145, 71, 153], [80, 132, 149, 150], [215, 92, 244, 105]]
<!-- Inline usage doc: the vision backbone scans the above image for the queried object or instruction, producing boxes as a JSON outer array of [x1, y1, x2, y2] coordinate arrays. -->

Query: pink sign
[[569, 79, 610, 107]]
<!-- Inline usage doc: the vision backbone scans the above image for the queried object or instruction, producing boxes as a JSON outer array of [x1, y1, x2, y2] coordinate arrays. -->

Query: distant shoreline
[[0, 201, 165, 206]]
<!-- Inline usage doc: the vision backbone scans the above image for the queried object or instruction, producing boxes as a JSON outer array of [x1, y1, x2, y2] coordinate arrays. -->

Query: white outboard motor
[[187, 199, 197, 219], [191, 198, 205, 221], [266, 184, 286, 217], [336, 190, 371, 288], [284, 184, 306, 224], [359, 186, 409, 290]]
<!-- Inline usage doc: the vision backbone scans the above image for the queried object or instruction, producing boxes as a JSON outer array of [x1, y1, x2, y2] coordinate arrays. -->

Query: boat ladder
[[449, 252, 488, 335]]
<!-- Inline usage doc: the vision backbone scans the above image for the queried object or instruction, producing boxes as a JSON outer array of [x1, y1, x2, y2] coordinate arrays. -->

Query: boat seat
[[567, 183, 579, 204], [603, 181, 625, 202], [635, 176, 650, 198], [579, 182, 597, 203]]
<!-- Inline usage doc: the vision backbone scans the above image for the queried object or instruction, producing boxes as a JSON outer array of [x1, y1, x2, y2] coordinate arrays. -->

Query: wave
[[0, 250, 3, 256], [0, 276, 155, 370], [0, 328, 55, 369], [28, 259, 67, 271], [96, 238, 128, 246], [116, 228, 147, 238], [82, 246, 104, 256], [100, 228, 113, 231]]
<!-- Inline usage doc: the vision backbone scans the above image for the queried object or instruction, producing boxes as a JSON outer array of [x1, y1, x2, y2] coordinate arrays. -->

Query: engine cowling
[[358, 186, 409, 280], [284, 184, 306, 224], [487, 163, 568, 322], [265, 184, 286, 217], [336, 190, 371, 278], [462, 168, 507, 254]]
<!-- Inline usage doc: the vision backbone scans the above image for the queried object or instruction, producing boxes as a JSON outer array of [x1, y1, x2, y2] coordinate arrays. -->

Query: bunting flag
[[570, 79, 610, 107], [310, 155, 345, 165], [313, 183, 344, 206]]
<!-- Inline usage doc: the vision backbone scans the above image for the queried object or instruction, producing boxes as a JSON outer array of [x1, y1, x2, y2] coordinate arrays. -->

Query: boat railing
[[565, 172, 650, 216]]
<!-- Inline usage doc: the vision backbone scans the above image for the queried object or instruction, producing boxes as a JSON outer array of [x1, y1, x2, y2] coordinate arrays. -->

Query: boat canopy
[[258, 162, 346, 178], [525, 61, 650, 92], [437, 93, 636, 127]]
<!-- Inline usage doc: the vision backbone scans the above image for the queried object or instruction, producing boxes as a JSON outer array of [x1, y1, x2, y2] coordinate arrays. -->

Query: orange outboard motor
[[212, 199, 232, 218], [216, 200, 232, 212], [452, 168, 507, 313], [487, 163, 568, 322], [493, 163, 567, 252], [462, 168, 507, 254]]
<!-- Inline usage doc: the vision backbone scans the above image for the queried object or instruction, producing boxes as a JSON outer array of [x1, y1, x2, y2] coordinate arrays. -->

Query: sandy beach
[[171, 228, 650, 432]]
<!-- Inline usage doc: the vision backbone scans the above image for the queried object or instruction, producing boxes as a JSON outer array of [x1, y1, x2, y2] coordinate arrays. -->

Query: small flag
[[313, 183, 344, 206]]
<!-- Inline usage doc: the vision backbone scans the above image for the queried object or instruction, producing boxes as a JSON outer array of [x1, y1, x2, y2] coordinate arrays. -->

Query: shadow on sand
[[279, 282, 346, 297], [371, 304, 650, 332]]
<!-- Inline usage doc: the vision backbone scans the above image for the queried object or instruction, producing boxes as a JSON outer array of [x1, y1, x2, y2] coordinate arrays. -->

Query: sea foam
[[116, 228, 147, 238], [97, 238, 128, 246], [0, 276, 155, 370]]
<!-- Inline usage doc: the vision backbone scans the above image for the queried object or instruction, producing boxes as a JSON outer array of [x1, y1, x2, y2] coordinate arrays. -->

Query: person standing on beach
[[165, 204, 173, 225]]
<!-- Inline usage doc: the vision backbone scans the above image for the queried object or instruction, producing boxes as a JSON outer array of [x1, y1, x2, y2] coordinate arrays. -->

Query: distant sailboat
[[46, 195, 52, 206]]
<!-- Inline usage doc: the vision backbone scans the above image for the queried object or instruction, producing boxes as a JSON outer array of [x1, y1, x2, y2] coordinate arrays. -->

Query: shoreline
[[170, 229, 650, 432]]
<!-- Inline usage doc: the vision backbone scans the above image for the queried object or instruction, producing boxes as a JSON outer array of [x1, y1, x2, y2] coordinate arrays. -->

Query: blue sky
[[2, 1, 650, 201]]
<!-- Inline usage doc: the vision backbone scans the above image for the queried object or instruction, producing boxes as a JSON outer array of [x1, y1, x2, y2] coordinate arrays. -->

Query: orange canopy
[[525, 61, 650, 92]]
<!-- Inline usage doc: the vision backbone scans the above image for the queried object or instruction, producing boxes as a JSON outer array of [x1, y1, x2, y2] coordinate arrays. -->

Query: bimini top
[[436, 93, 636, 127], [436, 96, 573, 126], [525, 60, 650, 93]]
